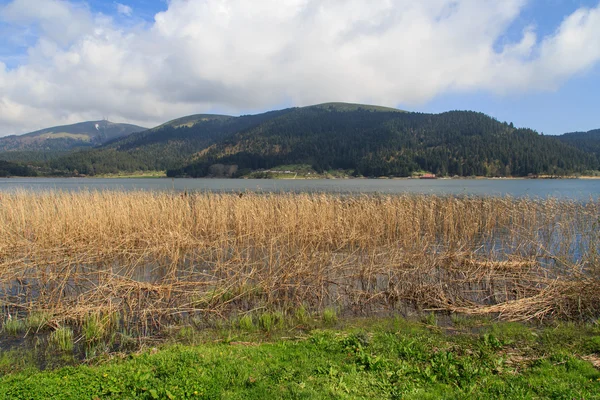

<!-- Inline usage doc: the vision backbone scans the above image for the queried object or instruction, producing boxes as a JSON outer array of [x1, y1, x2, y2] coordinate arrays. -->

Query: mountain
[[0, 120, 147, 153], [169, 104, 598, 177], [47, 110, 290, 175], [557, 129, 600, 159], [22, 102, 600, 177]]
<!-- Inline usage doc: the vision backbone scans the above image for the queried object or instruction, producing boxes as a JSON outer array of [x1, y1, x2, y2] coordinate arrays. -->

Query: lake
[[0, 177, 599, 199]]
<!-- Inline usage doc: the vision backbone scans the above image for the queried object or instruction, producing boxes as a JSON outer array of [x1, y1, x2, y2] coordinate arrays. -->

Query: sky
[[0, 0, 599, 136]]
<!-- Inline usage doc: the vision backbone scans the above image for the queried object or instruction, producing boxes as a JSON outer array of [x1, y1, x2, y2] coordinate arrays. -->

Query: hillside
[[7, 102, 599, 177], [168, 105, 598, 177], [558, 129, 600, 159], [47, 110, 291, 175], [0, 120, 147, 153], [150, 114, 233, 131]]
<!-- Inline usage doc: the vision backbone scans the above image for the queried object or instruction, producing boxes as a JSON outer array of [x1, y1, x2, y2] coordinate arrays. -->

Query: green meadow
[[1, 317, 599, 399]]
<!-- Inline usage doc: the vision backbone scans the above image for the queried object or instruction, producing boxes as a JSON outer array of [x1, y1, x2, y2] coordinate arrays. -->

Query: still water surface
[[0, 177, 598, 199]]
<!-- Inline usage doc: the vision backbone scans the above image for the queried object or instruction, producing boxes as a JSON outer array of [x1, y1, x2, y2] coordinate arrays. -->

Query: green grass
[[322, 307, 338, 326], [307, 102, 405, 113], [1, 318, 599, 399], [41, 132, 91, 141], [295, 305, 311, 326], [94, 170, 167, 178], [49, 326, 74, 353], [83, 314, 106, 344], [153, 114, 232, 130], [25, 311, 51, 332], [2, 317, 25, 335], [242, 164, 356, 179], [238, 314, 255, 332]]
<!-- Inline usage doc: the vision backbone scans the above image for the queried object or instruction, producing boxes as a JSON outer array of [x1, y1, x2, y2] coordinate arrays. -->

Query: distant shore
[[92, 175, 600, 180], [3, 172, 599, 180], [87, 171, 600, 180]]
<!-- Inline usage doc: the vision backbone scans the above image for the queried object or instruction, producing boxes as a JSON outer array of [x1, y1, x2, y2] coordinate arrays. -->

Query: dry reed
[[0, 190, 597, 331]]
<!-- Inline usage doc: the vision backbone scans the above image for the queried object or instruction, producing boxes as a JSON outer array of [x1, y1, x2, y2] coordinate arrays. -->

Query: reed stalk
[[0, 190, 597, 331]]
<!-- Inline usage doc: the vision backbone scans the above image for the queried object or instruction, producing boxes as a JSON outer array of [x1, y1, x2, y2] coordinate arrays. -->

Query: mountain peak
[[0, 120, 147, 152]]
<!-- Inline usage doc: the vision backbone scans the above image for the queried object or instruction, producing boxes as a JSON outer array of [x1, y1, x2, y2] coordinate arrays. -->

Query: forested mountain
[[47, 110, 293, 175], [0, 120, 147, 154], [3, 103, 598, 177], [557, 129, 600, 159], [168, 104, 598, 177]]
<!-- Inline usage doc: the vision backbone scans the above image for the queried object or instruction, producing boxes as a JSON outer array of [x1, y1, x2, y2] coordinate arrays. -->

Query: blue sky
[[0, 0, 599, 135], [407, 0, 600, 136]]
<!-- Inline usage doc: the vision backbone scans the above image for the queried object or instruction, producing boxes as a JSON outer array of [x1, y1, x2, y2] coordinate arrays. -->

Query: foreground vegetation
[[0, 191, 597, 329], [0, 191, 598, 397], [1, 317, 599, 399]]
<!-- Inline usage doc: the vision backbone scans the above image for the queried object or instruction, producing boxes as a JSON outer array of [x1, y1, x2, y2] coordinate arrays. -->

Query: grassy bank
[[93, 171, 167, 178], [1, 318, 599, 399]]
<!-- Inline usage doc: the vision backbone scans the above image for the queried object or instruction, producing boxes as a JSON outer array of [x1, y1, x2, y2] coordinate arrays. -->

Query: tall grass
[[0, 190, 597, 331]]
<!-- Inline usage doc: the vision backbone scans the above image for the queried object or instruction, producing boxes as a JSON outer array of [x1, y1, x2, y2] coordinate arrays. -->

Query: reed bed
[[0, 190, 598, 334]]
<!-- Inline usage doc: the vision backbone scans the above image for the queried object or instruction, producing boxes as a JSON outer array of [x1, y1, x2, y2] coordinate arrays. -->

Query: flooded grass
[[0, 190, 598, 362]]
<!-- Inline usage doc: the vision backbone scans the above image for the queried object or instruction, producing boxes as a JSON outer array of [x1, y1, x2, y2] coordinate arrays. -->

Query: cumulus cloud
[[1, 0, 93, 46], [1, 0, 600, 134], [116, 3, 132, 17]]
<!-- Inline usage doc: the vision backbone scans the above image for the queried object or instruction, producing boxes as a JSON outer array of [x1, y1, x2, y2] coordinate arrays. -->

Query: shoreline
[[4, 174, 600, 180]]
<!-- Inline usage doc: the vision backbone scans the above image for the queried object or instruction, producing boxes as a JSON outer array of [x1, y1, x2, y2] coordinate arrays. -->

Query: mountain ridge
[[169, 107, 598, 178], [0, 120, 148, 153], [2, 103, 598, 177]]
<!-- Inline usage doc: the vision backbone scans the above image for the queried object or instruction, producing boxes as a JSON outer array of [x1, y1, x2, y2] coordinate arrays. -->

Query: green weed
[[25, 311, 51, 332], [177, 326, 195, 342], [421, 312, 437, 326], [238, 315, 255, 331], [294, 304, 311, 326], [2, 317, 25, 335], [49, 326, 74, 352], [83, 314, 105, 344], [322, 307, 337, 325], [258, 311, 284, 332]]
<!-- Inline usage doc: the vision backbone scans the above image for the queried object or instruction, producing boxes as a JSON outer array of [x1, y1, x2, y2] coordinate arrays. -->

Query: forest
[[0, 104, 598, 178], [558, 129, 600, 159], [167, 106, 599, 178], [0, 160, 38, 177]]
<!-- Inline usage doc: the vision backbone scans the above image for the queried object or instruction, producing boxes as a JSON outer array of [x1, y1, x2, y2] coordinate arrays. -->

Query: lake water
[[0, 177, 599, 199]]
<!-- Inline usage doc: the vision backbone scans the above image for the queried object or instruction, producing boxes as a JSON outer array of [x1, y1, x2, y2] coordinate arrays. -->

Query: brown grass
[[0, 191, 597, 331]]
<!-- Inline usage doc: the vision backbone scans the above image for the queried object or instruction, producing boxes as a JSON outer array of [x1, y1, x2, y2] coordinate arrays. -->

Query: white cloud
[[1, 0, 600, 135], [116, 3, 132, 17], [1, 0, 93, 46]]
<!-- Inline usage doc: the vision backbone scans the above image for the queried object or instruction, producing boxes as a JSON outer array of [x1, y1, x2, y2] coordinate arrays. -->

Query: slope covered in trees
[[47, 110, 291, 175], [8, 103, 598, 178], [168, 104, 598, 177], [557, 129, 600, 159]]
